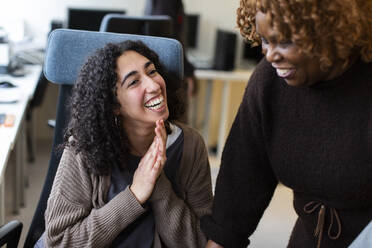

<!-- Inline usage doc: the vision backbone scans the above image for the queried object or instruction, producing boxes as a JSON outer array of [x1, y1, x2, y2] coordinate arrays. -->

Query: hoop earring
[[114, 115, 119, 127]]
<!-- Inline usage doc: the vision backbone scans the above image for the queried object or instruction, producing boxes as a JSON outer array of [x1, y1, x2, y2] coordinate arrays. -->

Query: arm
[[149, 127, 213, 248], [45, 120, 167, 247], [44, 148, 146, 247], [201, 77, 278, 247]]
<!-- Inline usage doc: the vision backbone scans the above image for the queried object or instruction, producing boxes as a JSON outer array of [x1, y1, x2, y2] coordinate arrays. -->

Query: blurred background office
[[0, 0, 296, 247]]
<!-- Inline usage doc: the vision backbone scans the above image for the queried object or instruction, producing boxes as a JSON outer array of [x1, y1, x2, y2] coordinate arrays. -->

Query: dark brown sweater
[[44, 123, 213, 247], [201, 58, 372, 248]]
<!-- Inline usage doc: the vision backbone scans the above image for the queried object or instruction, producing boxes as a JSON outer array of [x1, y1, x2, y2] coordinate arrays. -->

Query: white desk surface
[[0, 65, 42, 180], [195, 69, 253, 82]]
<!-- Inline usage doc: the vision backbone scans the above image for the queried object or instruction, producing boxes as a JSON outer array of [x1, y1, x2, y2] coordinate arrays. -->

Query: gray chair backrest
[[44, 29, 183, 85]]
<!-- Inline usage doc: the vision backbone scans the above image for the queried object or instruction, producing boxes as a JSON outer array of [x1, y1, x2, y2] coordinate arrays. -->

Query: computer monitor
[[99, 14, 173, 38], [213, 29, 237, 71], [185, 14, 199, 48], [67, 8, 126, 31]]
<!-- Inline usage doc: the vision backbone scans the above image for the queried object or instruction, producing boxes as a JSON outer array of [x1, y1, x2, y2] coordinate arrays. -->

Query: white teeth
[[147, 104, 163, 110], [276, 68, 292, 77], [145, 96, 164, 109]]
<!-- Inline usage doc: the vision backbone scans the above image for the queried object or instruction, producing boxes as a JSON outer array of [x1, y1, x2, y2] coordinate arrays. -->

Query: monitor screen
[[101, 15, 173, 38], [185, 14, 199, 48], [68, 8, 126, 31]]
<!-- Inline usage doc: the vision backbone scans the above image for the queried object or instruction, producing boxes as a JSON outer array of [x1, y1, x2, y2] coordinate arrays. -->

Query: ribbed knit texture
[[44, 122, 213, 247], [201, 58, 372, 248]]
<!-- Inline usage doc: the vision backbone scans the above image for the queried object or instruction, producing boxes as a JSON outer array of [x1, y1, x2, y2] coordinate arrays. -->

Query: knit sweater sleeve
[[201, 60, 278, 248], [149, 126, 213, 248], [44, 148, 146, 247]]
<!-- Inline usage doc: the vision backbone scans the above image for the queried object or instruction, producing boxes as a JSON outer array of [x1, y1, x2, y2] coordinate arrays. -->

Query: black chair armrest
[[0, 220, 23, 248]]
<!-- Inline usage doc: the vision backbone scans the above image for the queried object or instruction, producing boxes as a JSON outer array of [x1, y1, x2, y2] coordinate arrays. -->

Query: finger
[[155, 126, 163, 143], [156, 121, 167, 160], [160, 153, 167, 169], [160, 120, 167, 143], [139, 137, 158, 169], [153, 150, 162, 171], [156, 134, 166, 163], [156, 121, 166, 145], [155, 128, 165, 152], [153, 149, 160, 170]]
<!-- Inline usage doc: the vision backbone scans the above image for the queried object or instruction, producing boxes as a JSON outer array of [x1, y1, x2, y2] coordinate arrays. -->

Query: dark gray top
[[109, 124, 184, 247]]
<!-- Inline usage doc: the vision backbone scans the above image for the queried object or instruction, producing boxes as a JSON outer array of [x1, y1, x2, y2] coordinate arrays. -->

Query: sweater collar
[[309, 58, 364, 89]]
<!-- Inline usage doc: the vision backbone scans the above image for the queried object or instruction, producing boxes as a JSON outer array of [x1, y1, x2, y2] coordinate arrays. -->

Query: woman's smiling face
[[255, 10, 332, 87], [115, 50, 169, 129]]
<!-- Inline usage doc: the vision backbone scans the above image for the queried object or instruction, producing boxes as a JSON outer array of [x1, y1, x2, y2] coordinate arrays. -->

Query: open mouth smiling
[[144, 95, 164, 110]]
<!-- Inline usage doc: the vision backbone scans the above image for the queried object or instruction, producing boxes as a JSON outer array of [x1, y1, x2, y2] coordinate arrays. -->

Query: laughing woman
[[202, 0, 372, 247], [39, 40, 213, 247]]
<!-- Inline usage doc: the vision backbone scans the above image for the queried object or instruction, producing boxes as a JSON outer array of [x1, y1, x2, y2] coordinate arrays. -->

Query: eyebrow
[[121, 61, 154, 86]]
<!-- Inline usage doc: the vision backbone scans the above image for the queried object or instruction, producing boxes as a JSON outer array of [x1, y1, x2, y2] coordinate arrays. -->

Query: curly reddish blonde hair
[[237, 0, 372, 70]]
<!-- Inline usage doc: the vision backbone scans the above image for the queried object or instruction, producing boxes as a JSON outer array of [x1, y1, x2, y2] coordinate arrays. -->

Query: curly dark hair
[[63, 40, 185, 175], [237, 0, 372, 70]]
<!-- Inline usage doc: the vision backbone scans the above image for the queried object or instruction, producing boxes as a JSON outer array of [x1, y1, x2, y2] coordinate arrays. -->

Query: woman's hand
[[154, 119, 167, 167], [130, 120, 167, 204]]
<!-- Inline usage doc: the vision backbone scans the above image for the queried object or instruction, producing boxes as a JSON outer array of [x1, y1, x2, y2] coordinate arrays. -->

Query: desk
[[194, 69, 253, 158], [0, 65, 42, 224]]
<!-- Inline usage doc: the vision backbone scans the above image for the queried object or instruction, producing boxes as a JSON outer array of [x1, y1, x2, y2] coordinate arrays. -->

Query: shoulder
[[245, 58, 281, 99], [172, 122, 212, 192], [52, 147, 93, 199], [59, 144, 86, 176], [175, 122, 206, 150], [238, 59, 287, 118]]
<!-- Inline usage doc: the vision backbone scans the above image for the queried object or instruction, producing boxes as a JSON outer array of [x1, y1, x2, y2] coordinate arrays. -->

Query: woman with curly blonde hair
[[201, 0, 372, 247]]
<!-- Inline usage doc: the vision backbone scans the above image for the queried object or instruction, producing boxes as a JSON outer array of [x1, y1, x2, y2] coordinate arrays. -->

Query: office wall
[[186, 0, 241, 58], [1, 0, 241, 59]]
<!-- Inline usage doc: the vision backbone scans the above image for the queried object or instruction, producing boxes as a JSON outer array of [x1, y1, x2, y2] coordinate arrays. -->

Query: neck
[[326, 56, 358, 81], [124, 124, 155, 157]]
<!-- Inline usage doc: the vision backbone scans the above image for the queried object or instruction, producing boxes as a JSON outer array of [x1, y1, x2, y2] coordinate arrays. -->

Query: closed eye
[[149, 69, 157, 75], [128, 79, 139, 87], [278, 40, 292, 48]]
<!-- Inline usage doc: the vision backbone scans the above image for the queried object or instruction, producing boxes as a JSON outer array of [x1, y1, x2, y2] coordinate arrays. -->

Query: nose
[[144, 75, 160, 92], [263, 44, 282, 63]]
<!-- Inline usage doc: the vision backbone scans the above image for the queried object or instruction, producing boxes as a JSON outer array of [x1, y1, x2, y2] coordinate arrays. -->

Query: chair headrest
[[43, 29, 183, 85], [99, 14, 172, 32]]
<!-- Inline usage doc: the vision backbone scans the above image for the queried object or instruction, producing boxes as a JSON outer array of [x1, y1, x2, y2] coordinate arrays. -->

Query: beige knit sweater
[[44, 123, 213, 247]]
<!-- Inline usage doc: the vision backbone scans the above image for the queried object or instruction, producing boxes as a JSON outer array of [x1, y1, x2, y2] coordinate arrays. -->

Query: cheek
[[158, 78, 167, 94], [287, 47, 308, 64], [261, 44, 268, 56], [117, 89, 142, 110]]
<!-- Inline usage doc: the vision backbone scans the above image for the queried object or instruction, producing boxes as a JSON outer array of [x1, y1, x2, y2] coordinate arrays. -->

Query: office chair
[[21, 29, 183, 247], [0, 220, 23, 247], [99, 14, 173, 37], [25, 19, 63, 163], [25, 73, 49, 163]]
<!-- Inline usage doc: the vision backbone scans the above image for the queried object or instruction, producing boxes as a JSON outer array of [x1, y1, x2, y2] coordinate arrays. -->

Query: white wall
[[1, 0, 241, 59], [185, 0, 241, 57]]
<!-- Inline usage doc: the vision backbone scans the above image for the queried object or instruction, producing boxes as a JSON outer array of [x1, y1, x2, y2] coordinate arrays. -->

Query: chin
[[284, 78, 306, 87], [161, 110, 169, 121], [153, 109, 169, 122]]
